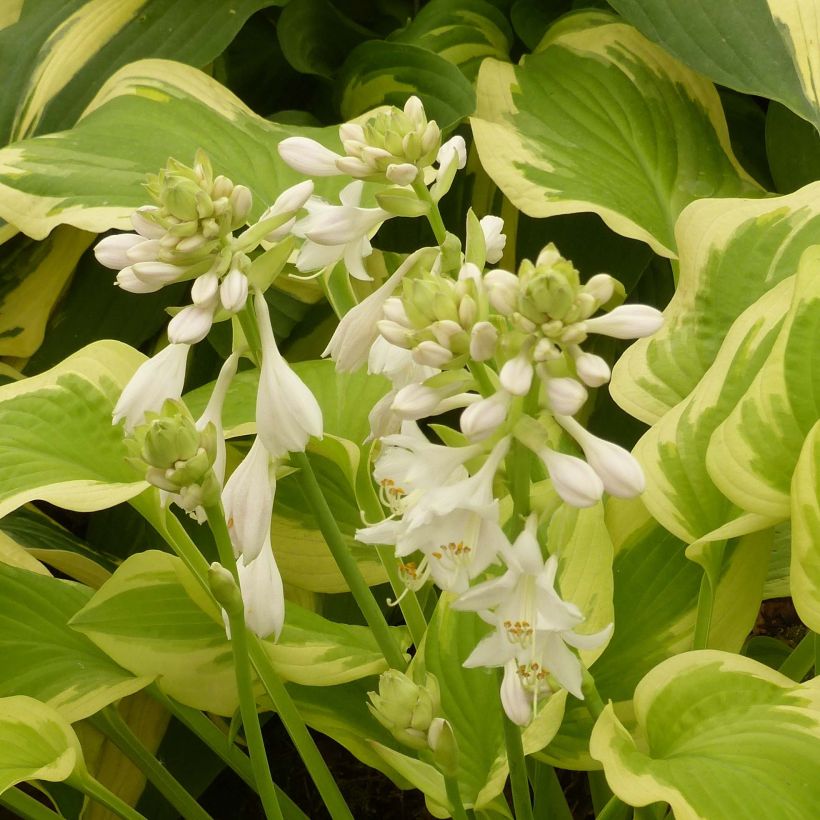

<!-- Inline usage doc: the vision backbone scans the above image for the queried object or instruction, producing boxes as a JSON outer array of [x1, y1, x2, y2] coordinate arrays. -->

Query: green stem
[[248, 636, 355, 820], [692, 542, 726, 651], [91, 707, 211, 820], [375, 543, 428, 649], [205, 505, 283, 820], [238, 305, 263, 366], [0, 788, 63, 820], [444, 774, 469, 820], [468, 360, 496, 398], [581, 670, 606, 721], [412, 178, 447, 244], [498, 671, 534, 820], [291, 451, 406, 669], [778, 630, 816, 681], [75, 775, 146, 820]]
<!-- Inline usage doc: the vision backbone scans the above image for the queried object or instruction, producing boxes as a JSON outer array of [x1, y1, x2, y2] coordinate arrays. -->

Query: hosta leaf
[[471, 11, 759, 258], [0, 59, 346, 240], [0, 226, 93, 358], [0, 529, 50, 575], [609, 0, 820, 131], [634, 277, 794, 542], [0, 563, 150, 722], [591, 651, 820, 819], [0, 340, 147, 518], [0, 0, 280, 143], [70, 550, 402, 716], [791, 422, 820, 632], [392, 0, 512, 82], [612, 182, 820, 424], [707, 244, 820, 519], [766, 103, 820, 194], [0, 695, 84, 794], [337, 41, 476, 129]]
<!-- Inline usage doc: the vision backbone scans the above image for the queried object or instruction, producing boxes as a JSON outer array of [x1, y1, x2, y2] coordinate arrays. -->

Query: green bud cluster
[[367, 670, 442, 751], [127, 399, 220, 512], [338, 97, 441, 184]]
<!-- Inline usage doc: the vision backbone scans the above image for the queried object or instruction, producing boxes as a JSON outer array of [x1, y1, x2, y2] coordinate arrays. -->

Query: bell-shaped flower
[[113, 343, 190, 432], [293, 181, 391, 281], [223, 436, 275, 561], [480, 215, 506, 265], [236, 536, 285, 639], [556, 415, 645, 498], [254, 291, 323, 457], [500, 659, 536, 726], [323, 248, 435, 372], [583, 304, 663, 340]]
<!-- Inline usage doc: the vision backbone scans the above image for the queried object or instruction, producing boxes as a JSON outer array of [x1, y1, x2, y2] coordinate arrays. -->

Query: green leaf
[[0, 59, 346, 240], [471, 11, 760, 258], [0, 0, 280, 142], [0, 340, 147, 519], [612, 182, 820, 424], [0, 226, 93, 358], [0, 563, 150, 722], [766, 102, 820, 194], [70, 550, 402, 716], [791, 422, 820, 632], [392, 0, 512, 82], [707, 245, 820, 519], [0, 695, 84, 795], [591, 651, 820, 819], [608, 0, 820, 131], [337, 41, 477, 129]]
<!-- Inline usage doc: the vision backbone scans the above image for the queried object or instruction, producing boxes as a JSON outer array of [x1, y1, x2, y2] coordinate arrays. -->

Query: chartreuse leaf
[[185, 360, 392, 592], [0, 340, 147, 518], [0, 695, 85, 794], [0, 226, 93, 358], [612, 182, 820, 425], [0, 59, 346, 240], [707, 245, 820, 520], [337, 41, 476, 129], [0, 0, 280, 143], [0, 563, 150, 722], [792, 423, 820, 632], [0, 529, 50, 575], [634, 277, 794, 543], [375, 596, 565, 813], [471, 11, 759, 258], [539, 498, 769, 769], [70, 550, 404, 716], [591, 651, 820, 819], [392, 0, 512, 82], [608, 0, 820, 131]]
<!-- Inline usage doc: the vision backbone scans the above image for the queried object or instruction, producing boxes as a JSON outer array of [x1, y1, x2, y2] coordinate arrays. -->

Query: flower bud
[[469, 321, 498, 361], [545, 377, 588, 415], [499, 353, 534, 396], [382, 297, 411, 326], [427, 718, 459, 777], [391, 383, 444, 419], [413, 340, 453, 368], [191, 272, 219, 307], [538, 446, 604, 507], [131, 206, 165, 239], [583, 273, 615, 305], [574, 351, 611, 387], [484, 268, 519, 315], [219, 268, 249, 313], [460, 391, 510, 440], [229, 184, 253, 228], [141, 414, 200, 469], [377, 319, 414, 349], [167, 304, 214, 345], [480, 215, 506, 265], [583, 304, 664, 339], [95, 233, 143, 269], [278, 137, 344, 176], [116, 266, 164, 293], [385, 163, 418, 185], [208, 562, 243, 619], [367, 671, 440, 751], [500, 661, 533, 726]]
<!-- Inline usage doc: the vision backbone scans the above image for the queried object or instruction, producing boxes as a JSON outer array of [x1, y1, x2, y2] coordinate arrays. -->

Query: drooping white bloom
[[556, 414, 645, 498], [583, 304, 663, 339], [113, 343, 190, 432], [460, 391, 511, 441], [254, 291, 323, 457], [480, 215, 506, 265], [500, 659, 535, 726], [293, 181, 391, 281], [195, 352, 239, 487], [323, 248, 435, 372], [223, 436, 275, 561], [236, 537, 285, 639], [544, 377, 588, 416]]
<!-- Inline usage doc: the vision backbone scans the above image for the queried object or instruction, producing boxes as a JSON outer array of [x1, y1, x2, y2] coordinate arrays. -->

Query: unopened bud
[[427, 718, 459, 777], [499, 354, 534, 396], [220, 268, 249, 313], [545, 377, 588, 415], [484, 269, 519, 315], [469, 321, 497, 361], [460, 392, 510, 440]]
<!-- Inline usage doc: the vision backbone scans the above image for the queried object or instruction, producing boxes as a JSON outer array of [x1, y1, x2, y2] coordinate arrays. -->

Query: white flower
[[556, 415, 645, 498], [278, 136, 345, 176], [583, 273, 615, 305], [223, 436, 275, 561], [95, 233, 145, 269], [391, 383, 477, 421], [430, 136, 467, 201], [236, 537, 285, 639], [113, 343, 190, 432], [500, 353, 534, 397], [260, 180, 316, 242], [484, 268, 519, 315], [167, 304, 215, 344], [323, 248, 436, 372], [196, 352, 239, 488], [545, 377, 587, 416], [219, 268, 249, 313], [480, 216, 506, 265], [412, 340, 453, 368], [293, 181, 391, 281], [500, 659, 536, 726], [115, 266, 164, 294], [460, 391, 511, 441], [131, 206, 165, 239], [254, 291, 323, 457], [535, 446, 603, 508], [583, 304, 663, 339], [469, 322, 498, 361], [570, 348, 611, 388]]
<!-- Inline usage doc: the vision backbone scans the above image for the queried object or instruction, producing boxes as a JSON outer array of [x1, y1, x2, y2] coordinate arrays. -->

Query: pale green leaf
[[471, 11, 760, 258], [791, 422, 820, 632]]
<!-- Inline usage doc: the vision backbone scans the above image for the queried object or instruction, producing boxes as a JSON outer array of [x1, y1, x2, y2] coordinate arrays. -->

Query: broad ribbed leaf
[[471, 11, 759, 257], [792, 423, 820, 632], [591, 651, 820, 819], [0, 563, 150, 721], [609, 0, 820, 131]]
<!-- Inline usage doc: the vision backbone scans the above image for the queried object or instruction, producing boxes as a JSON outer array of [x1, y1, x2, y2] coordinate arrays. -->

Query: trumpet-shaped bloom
[[254, 292, 323, 457], [236, 536, 285, 639], [113, 343, 190, 432]]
